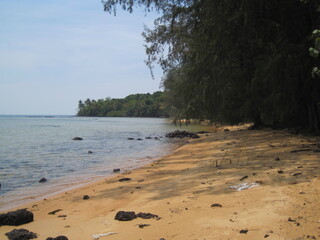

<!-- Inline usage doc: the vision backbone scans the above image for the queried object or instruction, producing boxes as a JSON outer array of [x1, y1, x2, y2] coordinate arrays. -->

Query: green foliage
[[77, 91, 168, 117], [102, 0, 320, 132]]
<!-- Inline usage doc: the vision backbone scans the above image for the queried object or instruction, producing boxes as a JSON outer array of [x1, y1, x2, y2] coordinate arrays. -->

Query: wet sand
[[1, 127, 319, 240]]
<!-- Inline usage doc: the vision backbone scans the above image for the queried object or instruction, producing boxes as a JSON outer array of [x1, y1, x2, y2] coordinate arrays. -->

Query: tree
[[101, 0, 320, 132]]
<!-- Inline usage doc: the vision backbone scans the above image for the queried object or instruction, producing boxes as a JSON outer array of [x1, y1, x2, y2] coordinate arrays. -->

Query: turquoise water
[[0, 116, 201, 211]]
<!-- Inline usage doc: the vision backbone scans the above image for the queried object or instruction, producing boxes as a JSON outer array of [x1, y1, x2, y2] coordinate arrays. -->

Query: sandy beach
[[1, 127, 320, 240]]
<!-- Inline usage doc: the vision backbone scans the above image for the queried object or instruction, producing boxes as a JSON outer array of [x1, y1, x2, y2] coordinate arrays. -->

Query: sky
[[0, 0, 162, 115]]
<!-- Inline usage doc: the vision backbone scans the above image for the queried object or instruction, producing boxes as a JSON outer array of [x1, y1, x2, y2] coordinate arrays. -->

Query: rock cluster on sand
[[5, 228, 37, 240], [114, 211, 159, 221], [165, 130, 200, 139], [46, 236, 68, 240], [0, 209, 34, 226]]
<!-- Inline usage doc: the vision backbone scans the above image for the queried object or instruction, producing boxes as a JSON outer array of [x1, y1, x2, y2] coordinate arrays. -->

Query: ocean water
[[0, 115, 202, 211]]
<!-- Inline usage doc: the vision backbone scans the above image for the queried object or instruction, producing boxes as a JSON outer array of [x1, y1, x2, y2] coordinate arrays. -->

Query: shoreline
[[1, 127, 319, 240], [0, 138, 186, 212]]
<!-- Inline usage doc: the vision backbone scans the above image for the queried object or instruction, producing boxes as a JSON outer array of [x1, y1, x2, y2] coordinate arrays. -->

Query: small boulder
[[0, 209, 34, 226], [240, 175, 248, 181], [196, 131, 210, 134], [211, 203, 223, 208], [113, 168, 120, 173], [48, 209, 62, 215], [88, 150, 93, 154], [119, 178, 131, 182], [114, 211, 137, 221], [72, 137, 83, 140], [5, 229, 37, 240], [46, 236, 68, 240], [83, 195, 89, 200], [39, 178, 47, 183], [138, 224, 150, 228], [165, 130, 200, 139], [127, 138, 134, 140], [239, 229, 248, 234], [137, 212, 159, 219]]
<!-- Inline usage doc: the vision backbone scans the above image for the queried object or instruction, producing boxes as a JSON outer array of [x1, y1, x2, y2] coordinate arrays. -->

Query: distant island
[[77, 91, 169, 117]]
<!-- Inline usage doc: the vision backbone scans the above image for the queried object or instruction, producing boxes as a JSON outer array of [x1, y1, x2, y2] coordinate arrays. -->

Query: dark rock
[[239, 229, 248, 234], [292, 172, 302, 176], [137, 138, 143, 141], [83, 195, 89, 200], [306, 235, 316, 239], [0, 183, 1, 189], [288, 217, 296, 222], [113, 168, 120, 173], [211, 203, 223, 208], [264, 234, 270, 238], [0, 209, 34, 226], [88, 150, 93, 154], [114, 211, 137, 221], [58, 215, 67, 218], [145, 137, 152, 139], [196, 131, 210, 134], [154, 137, 160, 140], [5, 229, 37, 240], [138, 224, 150, 228], [46, 236, 68, 240], [39, 178, 47, 183], [119, 178, 131, 182], [278, 170, 284, 174], [48, 209, 62, 215], [136, 212, 159, 219], [240, 175, 248, 181], [72, 137, 83, 140], [224, 129, 230, 132], [165, 130, 200, 139], [127, 138, 134, 140], [275, 157, 280, 161]]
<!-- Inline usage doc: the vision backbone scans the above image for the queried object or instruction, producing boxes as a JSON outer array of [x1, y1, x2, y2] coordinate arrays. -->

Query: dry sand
[[1, 127, 320, 240]]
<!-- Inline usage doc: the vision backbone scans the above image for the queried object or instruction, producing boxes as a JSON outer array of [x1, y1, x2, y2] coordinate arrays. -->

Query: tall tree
[[102, 0, 320, 132]]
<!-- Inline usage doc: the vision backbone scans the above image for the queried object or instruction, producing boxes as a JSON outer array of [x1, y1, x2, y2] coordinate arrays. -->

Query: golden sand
[[1, 127, 319, 240]]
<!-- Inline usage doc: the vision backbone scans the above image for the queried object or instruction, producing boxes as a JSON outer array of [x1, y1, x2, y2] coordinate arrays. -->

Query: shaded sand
[[1, 127, 320, 240]]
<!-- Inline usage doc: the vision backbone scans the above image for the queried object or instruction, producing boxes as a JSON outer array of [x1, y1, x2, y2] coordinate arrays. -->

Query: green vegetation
[[101, 0, 320, 132], [77, 91, 168, 117]]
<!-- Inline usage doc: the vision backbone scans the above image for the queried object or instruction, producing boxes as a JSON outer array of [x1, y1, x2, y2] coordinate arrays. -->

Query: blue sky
[[0, 0, 162, 115]]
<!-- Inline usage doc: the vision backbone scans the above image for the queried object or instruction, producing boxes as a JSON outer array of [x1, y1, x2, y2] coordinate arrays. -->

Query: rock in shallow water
[[39, 178, 47, 183], [5, 228, 37, 240], [0, 209, 34, 226], [72, 137, 83, 140]]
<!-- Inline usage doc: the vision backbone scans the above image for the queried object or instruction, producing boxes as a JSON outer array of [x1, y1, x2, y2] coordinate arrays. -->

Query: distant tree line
[[77, 91, 168, 117], [102, 0, 320, 132]]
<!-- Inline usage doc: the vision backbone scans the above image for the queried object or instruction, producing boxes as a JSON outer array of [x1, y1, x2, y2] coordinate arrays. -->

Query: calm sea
[[0, 115, 202, 211]]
